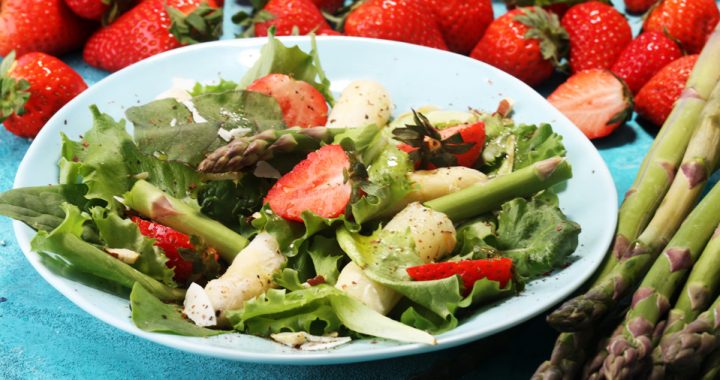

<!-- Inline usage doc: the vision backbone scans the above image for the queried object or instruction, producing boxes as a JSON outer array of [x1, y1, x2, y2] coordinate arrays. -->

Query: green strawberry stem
[[198, 127, 342, 173], [546, 40, 720, 333], [168, 2, 223, 45], [0, 51, 31, 122], [424, 156, 571, 221], [124, 180, 249, 263]]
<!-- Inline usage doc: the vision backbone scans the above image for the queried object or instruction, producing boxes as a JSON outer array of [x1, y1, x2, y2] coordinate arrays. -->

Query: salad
[[0, 36, 581, 349]]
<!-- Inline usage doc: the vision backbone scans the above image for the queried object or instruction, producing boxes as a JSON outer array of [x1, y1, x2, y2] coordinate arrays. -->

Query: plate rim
[[12, 35, 618, 364]]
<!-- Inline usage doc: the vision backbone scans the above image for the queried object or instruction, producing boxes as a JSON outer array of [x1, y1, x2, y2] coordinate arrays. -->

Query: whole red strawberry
[[64, 0, 137, 23], [83, 0, 222, 72], [470, 7, 568, 87], [423, 0, 494, 55], [0, 52, 87, 138], [610, 31, 682, 94], [635, 55, 698, 127], [0, 0, 95, 57], [255, 0, 335, 37], [310, 0, 344, 13], [345, 0, 448, 50], [643, 0, 719, 54], [561, 1, 632, 73], [624, 0, 657, 14]]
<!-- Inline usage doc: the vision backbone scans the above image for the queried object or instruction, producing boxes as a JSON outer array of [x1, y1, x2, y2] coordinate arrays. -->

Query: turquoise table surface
[[1, 1, 718, 379]]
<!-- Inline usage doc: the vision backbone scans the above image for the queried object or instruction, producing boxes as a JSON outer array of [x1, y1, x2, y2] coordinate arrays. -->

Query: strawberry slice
[[247, 73, 329, 128], [132, 216, 195, 282], [265, 144, 351, 222], [548, 69, 632, 140], [439, 122, 486, 168], [406, 258, 513, 292]]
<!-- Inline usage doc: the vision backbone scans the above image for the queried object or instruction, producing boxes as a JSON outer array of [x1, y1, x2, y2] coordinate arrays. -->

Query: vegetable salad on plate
[[0, 36, 581, 349]]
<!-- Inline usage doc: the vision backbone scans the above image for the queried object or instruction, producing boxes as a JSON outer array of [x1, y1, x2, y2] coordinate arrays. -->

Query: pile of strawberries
[[248, 0, 719, 139], [0, 0, 223, 137], [1, 0, 719, 141]]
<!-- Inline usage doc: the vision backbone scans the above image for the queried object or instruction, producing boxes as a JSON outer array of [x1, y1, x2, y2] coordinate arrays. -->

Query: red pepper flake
[[306, 275, 326, 286]]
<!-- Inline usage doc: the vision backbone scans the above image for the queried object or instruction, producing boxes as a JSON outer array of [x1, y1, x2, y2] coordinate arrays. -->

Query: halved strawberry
[[394, 112, 485, 169], [265, 144, 351, 222], [548, 69, 632, 140], [131, 216, 195, 282], [406, 258, 513, 292], [247, 73, 329, 128]]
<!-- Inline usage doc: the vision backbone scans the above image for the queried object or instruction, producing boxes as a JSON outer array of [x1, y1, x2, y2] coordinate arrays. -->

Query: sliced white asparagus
[[202, 232, 285, 316], [183, 283, 217, 327], [270, 332, 352, 351], [404, 167, 488, 205], [336, 203, 456, 314], [384, 202, 457, 263], [326, 80, 393, 129], [335, 262, 402, 315]]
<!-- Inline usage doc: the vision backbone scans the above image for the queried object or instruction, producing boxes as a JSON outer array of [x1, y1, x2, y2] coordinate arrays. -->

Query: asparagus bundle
[[535, 23, 720, 379], [198, 127, 339, 173], [651, 227, 720, 378], [700, 348, 720, 380]]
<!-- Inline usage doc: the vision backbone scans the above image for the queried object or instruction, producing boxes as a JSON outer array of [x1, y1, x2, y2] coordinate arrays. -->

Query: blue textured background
[[1, 1, 717, 379]]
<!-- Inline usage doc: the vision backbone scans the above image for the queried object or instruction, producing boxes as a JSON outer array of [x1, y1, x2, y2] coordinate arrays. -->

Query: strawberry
[[624, 0, 657, 14], [265, 144, 351, 222], [643, 0, 719, 54], [610, 31, 682, 94], [635, 55, 698, 127], [246, 74, 329, 128], [561, 1, 632, 73], [470, 7, 568, 87], [132, 217, 196, 283], [406, 258, 514, 293], [310, 0, 344, 13], [548, 69, 632, 140], [83, 0, 222, 72], [0, 0, 95, 57], [64, 0, 137, 23], [0, 52, 87, 138], [422, 0, 494, 55], [345, 0, 448, 50], [395, 112, 486, 169], [254, 0, 336, 37]]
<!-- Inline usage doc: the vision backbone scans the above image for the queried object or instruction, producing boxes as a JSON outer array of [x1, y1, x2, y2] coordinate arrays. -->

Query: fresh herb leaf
[[197, 176, 274, 227], [130, 283, 224, 337], [193, 90, 286, 131]]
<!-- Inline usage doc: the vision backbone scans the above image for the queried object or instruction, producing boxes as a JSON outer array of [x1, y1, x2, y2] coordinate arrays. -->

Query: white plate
[[13, 36, 617, 364]]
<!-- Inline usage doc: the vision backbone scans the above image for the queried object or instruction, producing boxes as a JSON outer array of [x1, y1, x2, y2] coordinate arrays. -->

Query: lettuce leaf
[[130, 283, 225, 337], [336, 227, 515, 328], [226, 284, 435, 344], [0, 184, 99, 242], [479, 114, 565, 175], [494, 192, 580, 279], [238, 35, 334, 105], [189, 79, 239, 96], [193, 90, 285, 131], [90, 207, 177, 287], [67, 106, 200, 208], [197, 176, 274, 228], [30, 203, 184, 302]]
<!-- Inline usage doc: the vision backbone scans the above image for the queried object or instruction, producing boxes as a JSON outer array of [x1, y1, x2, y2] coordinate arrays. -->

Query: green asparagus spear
[[424, 156, 571, 220], [197, 127, 340, 173], [699, 348, 720, 380], [656, 291, 720, 376], [534, 23, 720, 378], [651, 226, 720, 376], [124, 180, 249, 262], [547, 77, 720, 333], [601, 207, 720, 379]]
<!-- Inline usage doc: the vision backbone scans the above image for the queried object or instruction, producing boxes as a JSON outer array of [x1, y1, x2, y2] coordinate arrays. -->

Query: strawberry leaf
[[0, 52, 31, 122], [168, 2, 223, 45]]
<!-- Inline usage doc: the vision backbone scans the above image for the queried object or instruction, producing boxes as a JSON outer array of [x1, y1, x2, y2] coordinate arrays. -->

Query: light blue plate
[[13, 36, 617, 364]]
